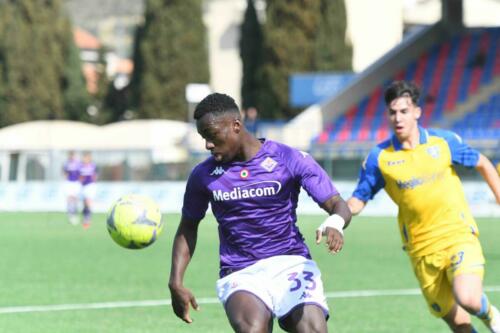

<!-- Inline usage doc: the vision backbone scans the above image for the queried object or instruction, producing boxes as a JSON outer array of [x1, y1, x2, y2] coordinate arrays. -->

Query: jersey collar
[[391, 126, 428, 151]]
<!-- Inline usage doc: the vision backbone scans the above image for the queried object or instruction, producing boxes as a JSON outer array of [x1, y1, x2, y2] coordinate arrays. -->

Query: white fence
[[0, 181, 498, 218]]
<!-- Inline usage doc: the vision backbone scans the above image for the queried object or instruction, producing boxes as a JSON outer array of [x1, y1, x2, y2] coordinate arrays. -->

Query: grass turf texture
[[0, 212, 498, 332]]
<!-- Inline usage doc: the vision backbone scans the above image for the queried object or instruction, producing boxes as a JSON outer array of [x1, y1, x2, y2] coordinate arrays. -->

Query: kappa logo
[[210, 166, 226, 176]]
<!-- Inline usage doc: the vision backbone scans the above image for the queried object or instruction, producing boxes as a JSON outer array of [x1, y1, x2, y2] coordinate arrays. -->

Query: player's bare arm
[[169, 216, 201, 323], [476, 153, 500, 204], [346, 196, 366, 215], [316, 195, 352, 253]]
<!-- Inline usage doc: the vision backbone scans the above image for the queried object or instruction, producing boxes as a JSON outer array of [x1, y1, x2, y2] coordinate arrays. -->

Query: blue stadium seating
[[452, 94, 500, 140], [314, 28, 500, 144]]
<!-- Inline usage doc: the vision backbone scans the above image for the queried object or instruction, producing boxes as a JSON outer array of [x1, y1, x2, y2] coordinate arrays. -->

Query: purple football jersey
[[182, 140, 339, 277], [80, 162, 97, 186], [64, 159, 81, 182]]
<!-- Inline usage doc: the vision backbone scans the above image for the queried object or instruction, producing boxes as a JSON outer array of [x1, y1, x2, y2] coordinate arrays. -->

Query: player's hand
[[316, 227, 344, 254], [169, 284, 199, 323]]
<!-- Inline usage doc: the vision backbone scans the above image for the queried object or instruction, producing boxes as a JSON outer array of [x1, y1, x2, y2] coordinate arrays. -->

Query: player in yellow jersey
[[347, 81, 500, 333]]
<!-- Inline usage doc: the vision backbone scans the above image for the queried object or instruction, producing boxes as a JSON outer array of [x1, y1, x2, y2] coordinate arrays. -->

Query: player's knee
[[301, 318, 326, 333], [279, 305, 327, 333], [455, 293, 482, 313], [230, 318, 269, 333]]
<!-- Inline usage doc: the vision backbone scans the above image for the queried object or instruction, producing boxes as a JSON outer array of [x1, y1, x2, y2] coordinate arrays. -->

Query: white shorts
[[216, 255, 329, 320], [81, 183, 96, 200], [64, 181, 82, 198]]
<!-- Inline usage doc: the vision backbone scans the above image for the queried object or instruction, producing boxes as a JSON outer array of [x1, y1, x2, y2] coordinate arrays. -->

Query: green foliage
[[258, 0, 321, 119], [0, 0, 89, 127], [102, 83, 132, 123], [89, 47, 116, 125], [240, 0, 263, 110], [127, 25, 145, 117], [62, 35, 92, 122], [314, 0, 352, 71], [131, 0, 209, 121], [252, 0, 352, 120]]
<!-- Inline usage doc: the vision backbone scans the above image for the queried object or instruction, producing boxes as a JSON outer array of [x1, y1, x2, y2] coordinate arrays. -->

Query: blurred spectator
[[468, 52, 486, 68], [244, 106, 259, 136]]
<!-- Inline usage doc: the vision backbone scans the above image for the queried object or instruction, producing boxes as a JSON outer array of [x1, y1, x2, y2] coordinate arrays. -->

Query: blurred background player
[[168, 93, 352, 332], [79, 151, 98, 229], [63, 151, 82, 225], [347, 81, 500, 333]]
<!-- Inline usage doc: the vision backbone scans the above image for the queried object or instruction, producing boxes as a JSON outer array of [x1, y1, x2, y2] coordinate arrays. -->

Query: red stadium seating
[[314, 28, 500, 144]]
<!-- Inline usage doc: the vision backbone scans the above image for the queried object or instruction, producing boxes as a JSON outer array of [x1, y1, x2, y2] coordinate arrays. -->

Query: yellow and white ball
[[106, 194, 163, 249]]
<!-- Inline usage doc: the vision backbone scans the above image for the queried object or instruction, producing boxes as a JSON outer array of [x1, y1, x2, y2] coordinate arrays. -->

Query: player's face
[[82, 154, 92, 163], [387, 96, 421, 141], [196, 113, 241, 163]]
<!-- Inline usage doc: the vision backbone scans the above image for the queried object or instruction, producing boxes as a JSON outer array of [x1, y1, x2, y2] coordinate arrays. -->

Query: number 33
[[287, 271, 317, 292]]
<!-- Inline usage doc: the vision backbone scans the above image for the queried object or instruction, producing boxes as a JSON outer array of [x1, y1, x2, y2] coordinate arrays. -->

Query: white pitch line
[[1, 286, 500, 315], [326, 285, 500, 298]]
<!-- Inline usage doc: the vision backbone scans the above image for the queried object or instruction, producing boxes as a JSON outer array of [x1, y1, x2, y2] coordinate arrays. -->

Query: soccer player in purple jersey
[[169, 93, 352, 332], [79, 152, 98, 229], [63, 151, 82, 225]]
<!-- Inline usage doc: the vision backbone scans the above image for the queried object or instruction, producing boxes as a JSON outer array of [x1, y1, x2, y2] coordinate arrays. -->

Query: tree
[[0, 0, 89, 127], [314, 0, 352, 71], [127, 24, 145, 118], [62, 34, 92, 122], [258, 0, 321, 119], [131, 0, 209, 120], [252, 0, 352, 120], [240, 0, 263, 110]]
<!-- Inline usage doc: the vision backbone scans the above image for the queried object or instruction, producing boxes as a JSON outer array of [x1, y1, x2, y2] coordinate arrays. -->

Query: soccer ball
[[106, 194, 164, 249]]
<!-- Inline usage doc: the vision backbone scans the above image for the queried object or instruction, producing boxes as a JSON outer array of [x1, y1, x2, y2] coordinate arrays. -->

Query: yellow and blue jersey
[[353, 127, 480, 257]]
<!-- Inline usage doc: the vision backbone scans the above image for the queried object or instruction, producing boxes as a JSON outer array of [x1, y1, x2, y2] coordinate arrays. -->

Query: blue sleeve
[[181, 166, 209, 221], [352, 147, 385, 202], [430, 129, 479, 168]]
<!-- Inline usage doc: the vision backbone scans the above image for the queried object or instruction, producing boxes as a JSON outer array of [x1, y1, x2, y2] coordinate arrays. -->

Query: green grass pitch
[[0, 212, 498, 332]]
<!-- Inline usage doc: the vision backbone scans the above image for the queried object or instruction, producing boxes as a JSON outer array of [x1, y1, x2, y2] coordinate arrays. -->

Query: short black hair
[[384, 80, 420, 106], [193, 93, 240, 120]]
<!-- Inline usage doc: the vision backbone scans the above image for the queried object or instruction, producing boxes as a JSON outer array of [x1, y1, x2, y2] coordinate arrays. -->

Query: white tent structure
[[0, 120, 194, 182], [0, 120, 100, 151]]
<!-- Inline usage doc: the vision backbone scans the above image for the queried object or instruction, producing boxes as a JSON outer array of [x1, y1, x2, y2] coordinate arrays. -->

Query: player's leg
[[82, 197, 92, 228], [453, 274, 500, 333], [224, 291, 273, 333], [67, 195, 79, 224], [410, 253, 477, 332], [216, 263, 275, 333], [442, 304, 475, 333], [473, 292, 500, 333], [279, 304, 327, 333], [271, 256, 328, 333], [448, 239, 500, 332], [81, 183, 96, 228], [453, 274, 482, 314], [65, 181, 80, 225]]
